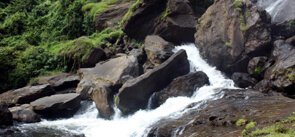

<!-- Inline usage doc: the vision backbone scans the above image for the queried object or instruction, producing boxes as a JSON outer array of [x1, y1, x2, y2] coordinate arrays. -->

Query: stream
[[14, 44, 236, 137]]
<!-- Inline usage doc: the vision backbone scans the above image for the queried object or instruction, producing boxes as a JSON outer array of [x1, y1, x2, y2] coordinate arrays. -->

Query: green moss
[[245, 114, 295, 137], [239, 14, 248, 31], [82, 0, 119, 18], [236, 119, 247, 127], [254, 66, 263, 75], [225, 41, 231, 47], [234, 0, 244, 9], [121, 0, 142, 25], [242, 122, 257, 136], [114, 94, 120, 107], [161, 5, 170, 20]]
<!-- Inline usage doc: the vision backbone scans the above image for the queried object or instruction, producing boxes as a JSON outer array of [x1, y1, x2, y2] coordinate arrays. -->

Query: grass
[[242, 113, 295, 137], [82, 0, 120, 18]]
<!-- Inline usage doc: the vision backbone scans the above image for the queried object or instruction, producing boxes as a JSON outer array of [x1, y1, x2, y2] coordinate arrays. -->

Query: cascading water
[[256, 0, 295, 23], [17, 44, 236, 137]]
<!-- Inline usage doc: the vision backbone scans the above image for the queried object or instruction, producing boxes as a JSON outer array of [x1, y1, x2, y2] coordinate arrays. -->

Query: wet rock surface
[[148, 89, 295, 137]]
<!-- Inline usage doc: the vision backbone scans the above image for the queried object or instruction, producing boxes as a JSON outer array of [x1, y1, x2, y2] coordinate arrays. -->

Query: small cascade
[[256, 0, 295, 23], [17, 44, 236, 137]]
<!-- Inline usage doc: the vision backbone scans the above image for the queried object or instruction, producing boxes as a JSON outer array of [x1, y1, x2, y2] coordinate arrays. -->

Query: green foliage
[[242, 122, 257, 136], [0, 0, 126, 92], [82, 0, 119, 18]]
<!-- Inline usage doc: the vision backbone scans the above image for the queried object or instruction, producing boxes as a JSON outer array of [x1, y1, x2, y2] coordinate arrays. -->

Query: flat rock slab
[[0, 84, 55, 106], [31, 93, 81, 118]]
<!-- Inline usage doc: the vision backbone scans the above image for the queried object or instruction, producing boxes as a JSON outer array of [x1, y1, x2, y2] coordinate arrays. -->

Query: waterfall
[[17, 44, 236, 137], [256, 0, 295, 23]]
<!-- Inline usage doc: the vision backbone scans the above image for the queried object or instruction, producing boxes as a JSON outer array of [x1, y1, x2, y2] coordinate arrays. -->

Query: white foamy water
[[18, 44, 235, 137]]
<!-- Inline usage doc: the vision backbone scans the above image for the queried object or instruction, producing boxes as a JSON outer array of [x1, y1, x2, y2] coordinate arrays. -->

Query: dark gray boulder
[[231, 72, 257, 88], [0, 103, 13, 126], [117, 50, 190, 115], [30, 93, 81, 118], [150, 71, 209, 109]]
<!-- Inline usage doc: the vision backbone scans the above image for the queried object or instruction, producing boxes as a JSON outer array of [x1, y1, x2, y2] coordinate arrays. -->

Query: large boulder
[[76, 54, 141, 119], [195, 0, 271, 75], [149, 71, 209, 109], [9, 104, 40, 123], [31, 73, 80, 93], [264, 40, 295, 95], [123, 0, 213, 44], [0, 84, 55, 106], [30, 93, 81, 118], [117, 50, 190, 115], [144, 35, 174, 66], [0, 103, 13, 126], [148, 89, 295, 137]]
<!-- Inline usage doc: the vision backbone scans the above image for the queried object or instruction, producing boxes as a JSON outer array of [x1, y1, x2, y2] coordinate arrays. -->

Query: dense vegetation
[[0, 0, 129, 92]]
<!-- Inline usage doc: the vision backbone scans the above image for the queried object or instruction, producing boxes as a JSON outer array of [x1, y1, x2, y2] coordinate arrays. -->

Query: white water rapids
[[17, 44, 236, 137]]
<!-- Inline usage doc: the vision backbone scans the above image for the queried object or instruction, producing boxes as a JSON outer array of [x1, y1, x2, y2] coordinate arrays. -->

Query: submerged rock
[[195, 0, 271, 75], [117, 50, 190, 115], [0, 84, 55, 106], [150, 71, 209, 109], [30, 93, 81, 118]]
